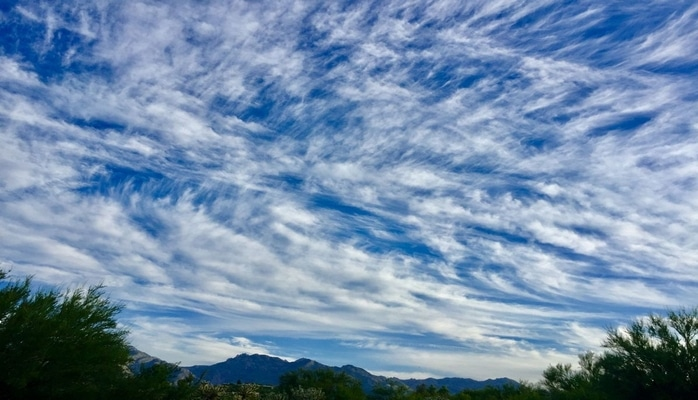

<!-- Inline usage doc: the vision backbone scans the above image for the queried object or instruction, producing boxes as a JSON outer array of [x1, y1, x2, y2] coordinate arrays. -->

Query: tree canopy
[[279, 368, 366, 400], [542, 307, 698, 400], [0, 270, 131, 399], [0, 270, 194, 400], [599, 307, 698, 399]]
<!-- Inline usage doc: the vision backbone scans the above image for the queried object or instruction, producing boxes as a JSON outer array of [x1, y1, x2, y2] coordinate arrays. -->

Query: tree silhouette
[[0, 270, 194, 400], [599, 307, 698, 399], [0, 270, 130, 399]]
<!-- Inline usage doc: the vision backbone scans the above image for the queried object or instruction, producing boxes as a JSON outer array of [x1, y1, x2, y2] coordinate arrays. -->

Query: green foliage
[[0, 270, 196, 400], [370, 379, 409, 400], [540, 307, 698, 400], [0, 271, 130, 399], [279, 369, 366, 400], [117, 363, 199, 400], [196, 381, 235, 400], [541, 352, 606, 400], [290, 386, 327, 400], [598, 307, 698, 399], [454, 383, 544, 400], [408, 384, 451, 400], [370, 381, 544, 400]]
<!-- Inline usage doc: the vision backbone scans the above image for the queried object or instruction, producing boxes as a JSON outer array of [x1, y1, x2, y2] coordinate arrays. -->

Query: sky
[[1, 0, 698, 382]]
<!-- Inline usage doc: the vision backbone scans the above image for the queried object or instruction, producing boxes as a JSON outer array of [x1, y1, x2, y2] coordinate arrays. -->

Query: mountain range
[[129, 349, 517, 393]]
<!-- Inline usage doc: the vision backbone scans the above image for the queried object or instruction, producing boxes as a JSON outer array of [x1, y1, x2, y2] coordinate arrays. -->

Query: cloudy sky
[[1, 0, 698, 381]]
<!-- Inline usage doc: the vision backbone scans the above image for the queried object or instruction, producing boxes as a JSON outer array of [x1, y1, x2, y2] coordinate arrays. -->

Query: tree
[[0, 270, 130, 399], [278, 369, 365, 400], [370, 379, 409, 400], [0, 270, 194, 400], [540, 308, 698, 400], [454, 383, 544, 400], [410, 384, 449, 400], [541, 352, 606, 400], [597, 307, 698, 399]]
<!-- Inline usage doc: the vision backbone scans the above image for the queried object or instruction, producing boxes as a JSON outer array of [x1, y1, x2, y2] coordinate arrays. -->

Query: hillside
[[183, 353, 517, 392]]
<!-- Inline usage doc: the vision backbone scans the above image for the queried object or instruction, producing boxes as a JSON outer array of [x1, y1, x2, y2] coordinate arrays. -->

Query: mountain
[[184, 353, 517, 393], [400, 377, 518, 392], [186, 353, 298, 386], [128, 346, 193, 382]]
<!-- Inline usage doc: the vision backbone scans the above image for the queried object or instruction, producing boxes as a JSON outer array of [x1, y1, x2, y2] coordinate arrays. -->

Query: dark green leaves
[[0, 272, 130, 399]]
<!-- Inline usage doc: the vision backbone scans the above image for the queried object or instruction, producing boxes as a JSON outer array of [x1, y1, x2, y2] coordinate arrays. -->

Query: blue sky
[[1, 0, 697, 381]]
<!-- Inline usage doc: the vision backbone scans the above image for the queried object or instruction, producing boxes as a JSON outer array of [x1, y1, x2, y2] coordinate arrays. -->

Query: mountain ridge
[[182, 353, 517, 392]]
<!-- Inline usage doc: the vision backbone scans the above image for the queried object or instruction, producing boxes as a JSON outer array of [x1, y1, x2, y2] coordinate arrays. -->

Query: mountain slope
[[128, 346, 192, 382], [184, 353, 517, 392], [400, 377, 518, 392], [187, 354, 297, 386]]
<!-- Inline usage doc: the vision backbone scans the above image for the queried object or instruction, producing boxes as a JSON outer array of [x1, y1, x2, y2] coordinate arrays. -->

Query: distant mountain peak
[[127, 346, 192, 382], [182, 352, 518, 392], [227, 353, 284, 362]]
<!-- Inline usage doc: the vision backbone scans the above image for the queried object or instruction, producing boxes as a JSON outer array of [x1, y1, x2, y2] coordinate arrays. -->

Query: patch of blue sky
[[639, 60, 698, 76], [74, 164, 205, 207], [303, 195, 440, 260], [237, 86, 295, 126], [579, 11, 638, 41], [508, 1, 577, 31], [372, 196, 411, 217], [636, 156, 683, 173], [161, 147, 214, 172], [405, 62, 479, 105], [518, 136, 561, 154], [312, 45, 353, 73], [0, 1, 18, 12], [567, 225, 608, 241], [0, 14, 111, 83], [129, 214, 167, 240], [500, 3, 691, 70], [586, 113, 655, 138], [449, 157, 500, 175], [311, 193, 374, 217], [364, 238, 441, 261], [208, 94, 240, 117], [532, 240, 608, 266], [316, 103, 362, 133], [315, 217, 441, 261], [469, 226, 529, 245], [523, 85, 597, 125], [484, 183, 553, 204], [67, 117, 128, 132], [466, 292, 570, 310], [263, 174, 305, 191], [452, 260, 544, 296]]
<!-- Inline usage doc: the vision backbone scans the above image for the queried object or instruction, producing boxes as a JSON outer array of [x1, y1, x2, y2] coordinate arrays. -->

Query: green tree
[[540, 308, 698, 400], [117, 363, 199, 400], [370, 379, 409, 400], [541, 352, 606, 400], [454, 383, 544, 400], [290, 386, 327, 400], [279, 369, 365, 400], [409, 384, 449, 400], [597, 307, 698, 399], [0, 270, 130, 399], [0, 270, 195, 400]]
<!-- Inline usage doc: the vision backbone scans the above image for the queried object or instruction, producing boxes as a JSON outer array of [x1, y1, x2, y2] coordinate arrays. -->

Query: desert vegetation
[[2, 270, 696, 400]]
